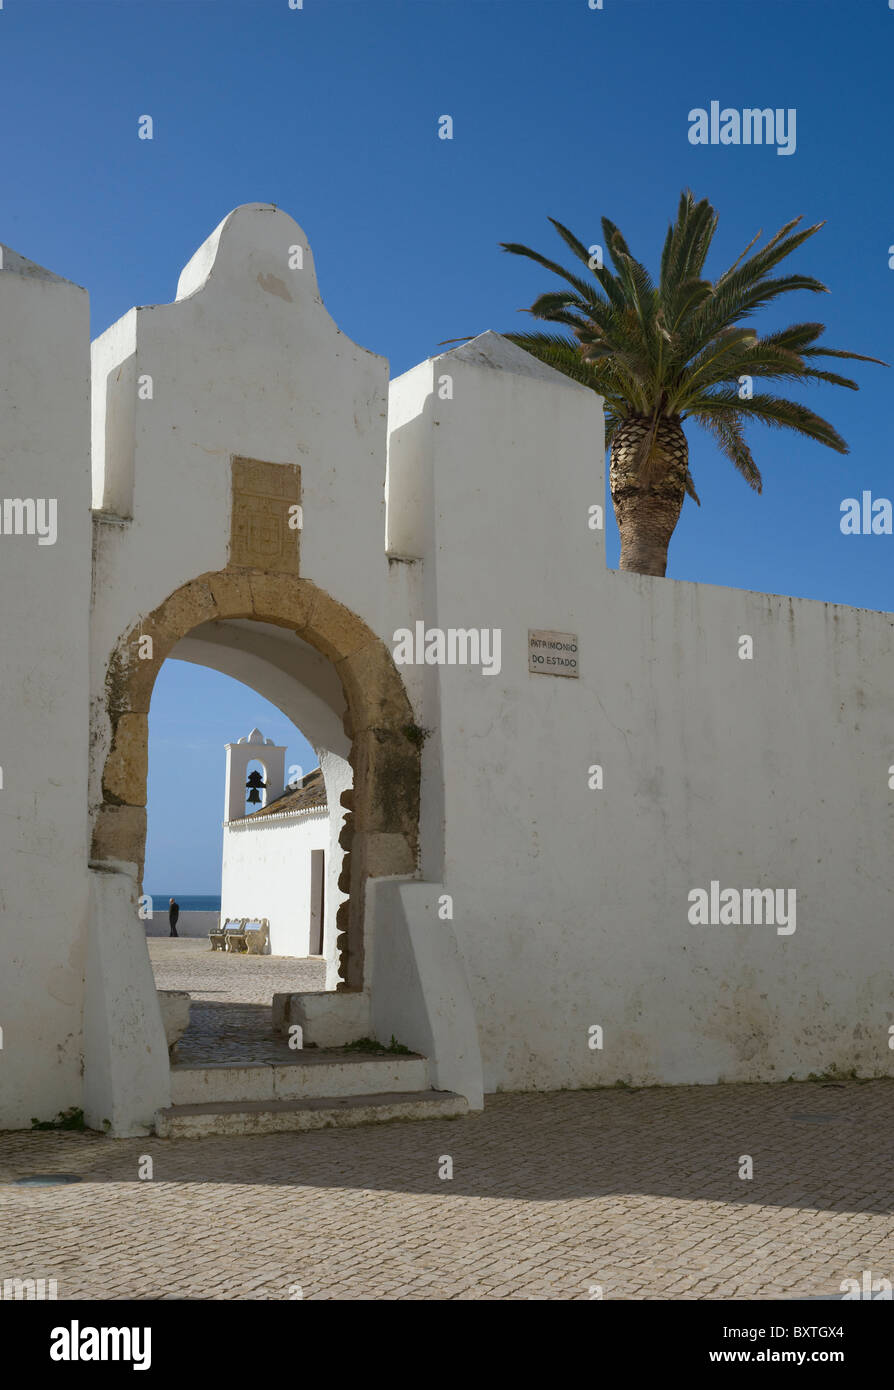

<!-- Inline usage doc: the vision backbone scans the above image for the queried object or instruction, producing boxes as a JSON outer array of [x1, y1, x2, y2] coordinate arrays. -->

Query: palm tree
[[501, 191, 886, 576]]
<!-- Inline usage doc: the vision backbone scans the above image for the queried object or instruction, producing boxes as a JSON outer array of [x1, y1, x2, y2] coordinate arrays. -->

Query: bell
[[245, 768, 266, 809]]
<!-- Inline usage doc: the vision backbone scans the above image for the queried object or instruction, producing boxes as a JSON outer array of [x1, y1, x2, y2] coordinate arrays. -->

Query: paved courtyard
[[1, 1080, 891, 1300], [149, 937, 326, 1005], [149, 937, 326, 1065]]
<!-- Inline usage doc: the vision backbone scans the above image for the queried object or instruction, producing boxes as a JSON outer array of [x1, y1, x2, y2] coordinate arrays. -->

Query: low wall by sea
[[143, 910, 219, 939]]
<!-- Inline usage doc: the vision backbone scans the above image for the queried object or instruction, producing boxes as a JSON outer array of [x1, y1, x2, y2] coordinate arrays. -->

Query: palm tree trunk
[[609, 415, 688, 576]]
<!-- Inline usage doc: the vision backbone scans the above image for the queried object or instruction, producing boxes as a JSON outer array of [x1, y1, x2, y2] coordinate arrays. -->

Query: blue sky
[[3, 0, 891, 889]]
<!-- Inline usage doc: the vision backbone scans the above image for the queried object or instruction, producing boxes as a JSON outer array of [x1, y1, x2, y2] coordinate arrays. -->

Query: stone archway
[[92, 566, 421, 990]]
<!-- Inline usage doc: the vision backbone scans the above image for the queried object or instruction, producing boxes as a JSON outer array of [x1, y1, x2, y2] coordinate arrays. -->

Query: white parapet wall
[[143, 911, 220, 939]]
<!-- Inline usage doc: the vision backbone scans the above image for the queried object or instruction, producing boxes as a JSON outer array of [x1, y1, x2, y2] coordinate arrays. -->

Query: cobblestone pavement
[[1, 1081, 891, 1300], [149, 938, 325, 1005], [150, 939, 326, 1065]]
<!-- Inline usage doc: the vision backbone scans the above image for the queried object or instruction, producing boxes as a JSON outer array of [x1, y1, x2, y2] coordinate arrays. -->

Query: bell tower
[[224, 727, 287, 822]]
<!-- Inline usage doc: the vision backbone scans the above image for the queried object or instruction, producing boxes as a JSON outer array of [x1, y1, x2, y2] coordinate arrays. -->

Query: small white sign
[[528, 630, 579, 677]]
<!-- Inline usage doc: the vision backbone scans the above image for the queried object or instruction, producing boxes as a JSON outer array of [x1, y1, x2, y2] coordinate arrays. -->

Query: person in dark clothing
[[168, 897, 180, 937]]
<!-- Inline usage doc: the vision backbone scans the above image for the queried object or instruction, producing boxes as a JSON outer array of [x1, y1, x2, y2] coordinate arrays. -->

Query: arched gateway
[[77, 203, 489, 1134], [93, 563, 421, 992]]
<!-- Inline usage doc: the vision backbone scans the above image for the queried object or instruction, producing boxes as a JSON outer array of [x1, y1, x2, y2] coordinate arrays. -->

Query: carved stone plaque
[[230, 457, 301, 572], [528, 629, 580, 677]]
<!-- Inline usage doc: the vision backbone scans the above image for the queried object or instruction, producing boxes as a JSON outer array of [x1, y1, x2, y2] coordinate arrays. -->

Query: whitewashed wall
[[377, 333, 894, 1093], [221, 810, 332, 956], [0, 249, 92, 1130], [86, 207, 894, 1099], [6, 204, 893, 1135], [86, 205, 406, 1122]]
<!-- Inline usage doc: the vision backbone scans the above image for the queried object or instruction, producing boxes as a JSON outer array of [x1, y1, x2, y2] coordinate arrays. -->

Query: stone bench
[[224, 922, 248, 952], [243, 919, 270, 955], [210, 918, 270, 954]]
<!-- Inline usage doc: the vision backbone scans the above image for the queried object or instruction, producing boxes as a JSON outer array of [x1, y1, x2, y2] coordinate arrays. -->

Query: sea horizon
[[150, 894, 221, 912]]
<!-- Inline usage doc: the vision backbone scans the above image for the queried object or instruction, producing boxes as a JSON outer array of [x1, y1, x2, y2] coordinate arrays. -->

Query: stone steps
[[155, 1089, 469, 1138], [169, 1052, 430, 1106]]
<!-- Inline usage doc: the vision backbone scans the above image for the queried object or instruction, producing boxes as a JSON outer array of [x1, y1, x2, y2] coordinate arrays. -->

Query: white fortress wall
[[3, 204, 892, 1133], [387, 334, 894, 1092], [0, 249, 92, 1129]]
